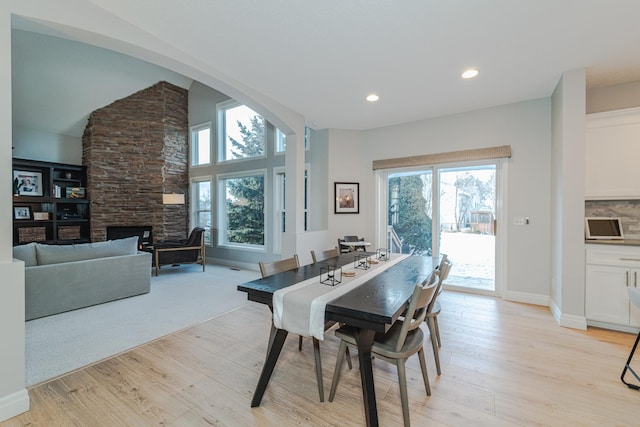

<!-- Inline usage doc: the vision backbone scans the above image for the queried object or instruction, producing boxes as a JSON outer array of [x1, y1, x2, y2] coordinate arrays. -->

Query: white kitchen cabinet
[[585, 107, 640, 200], [585, 244, 640, 328]]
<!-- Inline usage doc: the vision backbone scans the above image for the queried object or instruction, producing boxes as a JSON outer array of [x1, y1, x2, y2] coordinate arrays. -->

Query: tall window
[[275, 128, 286, 154], [218, 170, 265, 247], [274, 166, 309, 252], [192, 178, 212, 245], [191, 123, 211, 166], [217, 100, 265, 162]]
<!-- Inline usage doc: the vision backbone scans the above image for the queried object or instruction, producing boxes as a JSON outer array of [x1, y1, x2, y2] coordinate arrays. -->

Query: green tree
[[228, 115, 264, 159], [226, 114, 265, 244], [389, 175, 432, 255]]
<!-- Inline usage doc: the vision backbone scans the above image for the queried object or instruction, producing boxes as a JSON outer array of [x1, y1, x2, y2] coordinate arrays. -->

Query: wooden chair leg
[[298, 335, 303, 351], [329, 340, 347, 402], [345, 346, 353, 369], [434, 316, 441, 348], [427, 317, 441, 375], [312, 338, 324, 402], [397, 360, 411, 427], [417, 348, 431, 396]]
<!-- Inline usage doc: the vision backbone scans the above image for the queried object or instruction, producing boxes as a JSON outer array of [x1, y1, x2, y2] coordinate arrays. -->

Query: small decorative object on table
[[354, 254, 370, 270], [376, 248, 390, 261], [321, 264, 342, 286]]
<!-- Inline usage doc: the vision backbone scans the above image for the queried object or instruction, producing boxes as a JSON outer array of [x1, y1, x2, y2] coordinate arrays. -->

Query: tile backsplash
[[585, 200, 640, 239]]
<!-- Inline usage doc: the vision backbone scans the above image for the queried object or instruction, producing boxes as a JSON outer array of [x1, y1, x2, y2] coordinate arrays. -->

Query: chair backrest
[[429, 259, 451, 307], [259, 254, 300, 278], [343, 235, 360, 242], [394, 271, 440, 352], [311, 247, 339, 264], [438, 255, 452, 282], [186, 227, 206, 247]]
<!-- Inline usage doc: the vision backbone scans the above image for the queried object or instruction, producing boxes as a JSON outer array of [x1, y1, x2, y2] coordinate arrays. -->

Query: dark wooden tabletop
[[237, 252, 375, 305], [325, 255, 435, 332], [237, 254, 435, 331]]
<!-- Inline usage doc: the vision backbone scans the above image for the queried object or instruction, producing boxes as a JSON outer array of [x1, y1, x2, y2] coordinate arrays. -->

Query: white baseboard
[[549, 299, 587, 330], [0, 389, 29, 423], [505, 290, 549, 306], [206, 257, 259, 272]]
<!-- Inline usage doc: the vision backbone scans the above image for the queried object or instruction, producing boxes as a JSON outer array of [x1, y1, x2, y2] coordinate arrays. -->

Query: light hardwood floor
[[3, 291, 640, 426]]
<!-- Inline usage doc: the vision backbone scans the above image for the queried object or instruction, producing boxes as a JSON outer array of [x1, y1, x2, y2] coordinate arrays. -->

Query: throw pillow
[[12, 242, 38, 267]]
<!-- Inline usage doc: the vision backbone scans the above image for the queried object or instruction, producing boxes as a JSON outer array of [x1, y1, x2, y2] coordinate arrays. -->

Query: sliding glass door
[[437, 165, 496, 293], [386, 161, 499, 295]]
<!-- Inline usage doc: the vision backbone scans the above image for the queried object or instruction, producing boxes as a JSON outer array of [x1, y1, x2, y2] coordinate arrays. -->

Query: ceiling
[[12, 1, 640, 135]]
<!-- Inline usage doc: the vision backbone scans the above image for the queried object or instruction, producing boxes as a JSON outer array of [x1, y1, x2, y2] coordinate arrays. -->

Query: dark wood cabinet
[[12, 158, 90, 245]]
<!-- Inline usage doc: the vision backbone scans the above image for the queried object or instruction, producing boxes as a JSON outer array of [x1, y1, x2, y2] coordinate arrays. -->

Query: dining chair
[[259, 254, 329, 401], [425, 256, 452, 375], [329, 270, 440, 427], [310, 247, 339, 263], [344, 235, 366, 251], [258, 254, 300, 278], [621, 287, 640, 389]]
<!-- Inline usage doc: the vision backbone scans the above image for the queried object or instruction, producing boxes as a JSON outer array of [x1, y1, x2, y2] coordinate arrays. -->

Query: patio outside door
[[437, 165, 496, 293], [386, 162, 498, 295]]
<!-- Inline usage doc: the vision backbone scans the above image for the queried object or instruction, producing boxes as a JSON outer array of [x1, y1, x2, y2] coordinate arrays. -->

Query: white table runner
[[273, 253, 409, 340]]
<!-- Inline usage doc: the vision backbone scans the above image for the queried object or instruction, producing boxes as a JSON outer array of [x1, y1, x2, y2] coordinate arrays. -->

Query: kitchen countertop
[[585, 239, 640, 246]]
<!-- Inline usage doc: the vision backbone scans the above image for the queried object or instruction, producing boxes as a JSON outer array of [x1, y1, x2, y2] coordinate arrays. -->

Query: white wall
[[0, 0, 306, 421], [12, 126, 82, 164], [358, 99, 552, 301], [1, 4, 29, 421], [550, 69, 587, 329]]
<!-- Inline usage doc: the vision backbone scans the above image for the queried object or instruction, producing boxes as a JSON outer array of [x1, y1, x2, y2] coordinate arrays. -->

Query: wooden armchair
[[153, 227, 206, 276]]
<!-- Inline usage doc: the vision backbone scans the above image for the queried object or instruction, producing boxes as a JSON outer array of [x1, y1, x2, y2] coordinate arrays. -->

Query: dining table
[[237, 253, 436, 427]]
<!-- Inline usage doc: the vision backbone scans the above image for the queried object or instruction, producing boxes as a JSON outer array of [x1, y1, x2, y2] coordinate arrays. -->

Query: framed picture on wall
[[334, 182, 359, 214], [13, 170, 43, 196]]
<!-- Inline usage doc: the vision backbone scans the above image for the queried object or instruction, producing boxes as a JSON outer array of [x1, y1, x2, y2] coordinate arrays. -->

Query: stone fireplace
[[82, 81, 189, 242]]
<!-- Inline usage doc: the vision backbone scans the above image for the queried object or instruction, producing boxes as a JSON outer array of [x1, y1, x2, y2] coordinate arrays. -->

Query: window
[[217, 101, 265, 162], [218, 170, 265, 247], [273, 166, 309, 252], [275, 128, 286, 154], [191, 123, 211, 166], [192, 178, 212, 245], [275, 126, 311, 154]]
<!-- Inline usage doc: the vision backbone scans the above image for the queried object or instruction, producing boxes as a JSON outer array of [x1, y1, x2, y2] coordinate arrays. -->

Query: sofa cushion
[[13, 242, 38, 267], [35, 236, 139, 266]]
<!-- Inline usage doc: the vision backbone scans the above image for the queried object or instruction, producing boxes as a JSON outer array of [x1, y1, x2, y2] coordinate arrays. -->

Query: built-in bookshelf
[[12, 158, 90, 245]]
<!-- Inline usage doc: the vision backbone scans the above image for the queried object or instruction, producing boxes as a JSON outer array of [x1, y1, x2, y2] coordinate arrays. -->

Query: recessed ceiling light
[[366, 94, 380, 102], [461, 68, 479, 79]]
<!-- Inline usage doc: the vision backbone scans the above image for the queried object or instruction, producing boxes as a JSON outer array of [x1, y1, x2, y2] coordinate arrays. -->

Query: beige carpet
[[25, 263, 261, 387]]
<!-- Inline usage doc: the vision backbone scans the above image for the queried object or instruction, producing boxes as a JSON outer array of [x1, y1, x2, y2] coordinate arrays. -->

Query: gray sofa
[[13, 236, 152, 321]]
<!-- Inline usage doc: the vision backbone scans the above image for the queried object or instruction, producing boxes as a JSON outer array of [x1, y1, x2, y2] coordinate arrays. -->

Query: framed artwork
[[13, 170, 43, 196], [14, 206, 31, 220], [334, 182, 359, 214]]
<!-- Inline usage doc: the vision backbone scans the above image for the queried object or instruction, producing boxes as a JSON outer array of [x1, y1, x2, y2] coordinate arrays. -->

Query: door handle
[[626, 271, 630, 287]]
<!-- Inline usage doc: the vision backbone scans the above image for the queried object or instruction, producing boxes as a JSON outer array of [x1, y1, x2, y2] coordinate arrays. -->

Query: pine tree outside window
[[218, 170, 265, 247], [217, 100, 265, 162]]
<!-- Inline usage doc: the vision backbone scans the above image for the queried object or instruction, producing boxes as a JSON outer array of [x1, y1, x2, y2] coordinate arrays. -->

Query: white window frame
[[190, 122, 212, 167], [217, 169, 266, 251], [191, 176, 212, 245], [273, 164, 310, 253], [217, 100, 266, 164], [275, 126, 312, 156]]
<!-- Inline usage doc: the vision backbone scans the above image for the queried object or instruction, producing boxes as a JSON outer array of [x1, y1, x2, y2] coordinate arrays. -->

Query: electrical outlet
[[514, 216, 525, 226]]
